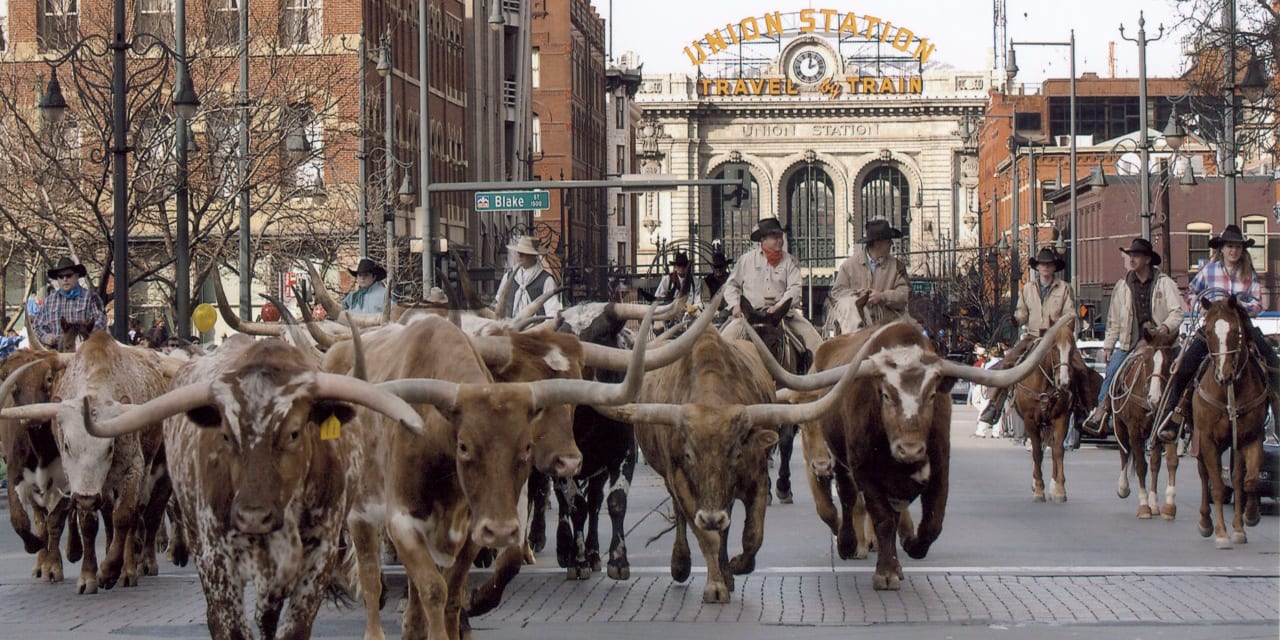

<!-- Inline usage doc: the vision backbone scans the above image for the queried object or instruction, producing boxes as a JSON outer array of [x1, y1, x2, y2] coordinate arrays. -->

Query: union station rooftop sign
[[681, 8, 935, 99]]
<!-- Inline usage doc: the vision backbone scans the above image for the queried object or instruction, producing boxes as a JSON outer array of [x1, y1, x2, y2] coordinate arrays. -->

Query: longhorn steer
[[755, 316, 1072, 590], [0, 351, 77, 581], [84, 335, 423, 640], [601, 322, 870, 603], [323, 312, 650, 640], [0, 332, 171, 594]]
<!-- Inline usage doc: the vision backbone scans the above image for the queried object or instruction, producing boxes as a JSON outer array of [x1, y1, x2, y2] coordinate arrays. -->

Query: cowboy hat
[[1118, 237, 1162, 266], [1207, 224, 1255, 249], [1027, 247, 1066, 271], [711, 251, 729, 269], [424, 287, 447, 304], [47, 257, 88, 280], [347, 258, 387, 282], [671, 251, 690, 267], [507, 236, 548, 256], [863, 219, 904, 244], [749, 217, 786, 241]]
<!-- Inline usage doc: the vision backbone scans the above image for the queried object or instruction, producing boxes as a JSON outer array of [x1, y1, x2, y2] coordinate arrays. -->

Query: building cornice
[[637, 100, 984, 121]]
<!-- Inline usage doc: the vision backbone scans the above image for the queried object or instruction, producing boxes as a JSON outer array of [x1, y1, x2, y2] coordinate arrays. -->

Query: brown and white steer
[[754, 316, 1072, 590], [599, 324, 871, 604], [324, 312, 651, 640], [0, 332, 172, 594], [83, 335, 423, 640], [0, 351, 78, 581]]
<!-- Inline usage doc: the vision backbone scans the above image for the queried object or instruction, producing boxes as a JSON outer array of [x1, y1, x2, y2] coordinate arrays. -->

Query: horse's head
[[1138, 325, 1179, 407], [1203, 295, 1251, 384], [741, 298, 803, 373], [1039, 315, 1076, 389], [57, 319, 96, 353], [823, 295, 865, 337]]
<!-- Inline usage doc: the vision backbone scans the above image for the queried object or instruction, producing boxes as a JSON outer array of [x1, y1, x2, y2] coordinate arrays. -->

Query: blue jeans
[[1096, 348, 1129, 407]]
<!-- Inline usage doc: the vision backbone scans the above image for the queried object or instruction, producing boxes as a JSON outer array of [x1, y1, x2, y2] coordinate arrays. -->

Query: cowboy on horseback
[[1155, 225, 1280, 444], [828, 219, 911, 331], [976, 247, 1098, 439], [1081, 238, 1186, 436], [721, 217, 823, 354]]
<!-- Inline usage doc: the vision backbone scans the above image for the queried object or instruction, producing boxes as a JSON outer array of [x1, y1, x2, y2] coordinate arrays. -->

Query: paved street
[[0, 405, 1276, 639]]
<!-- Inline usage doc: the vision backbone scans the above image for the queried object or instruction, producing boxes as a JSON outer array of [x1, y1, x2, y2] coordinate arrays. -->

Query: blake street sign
[[474, 190, 550, 212]]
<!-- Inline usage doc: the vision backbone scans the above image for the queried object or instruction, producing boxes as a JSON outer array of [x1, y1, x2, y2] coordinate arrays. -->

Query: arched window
[[710, 166, 760, 259], [785, 166, 835, 264], [860, 166, 911, 249], [1187, 222, 1212, 272]]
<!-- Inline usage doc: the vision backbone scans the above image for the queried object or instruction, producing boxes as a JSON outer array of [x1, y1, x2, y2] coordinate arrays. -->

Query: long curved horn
[[0, 360, 46, 407], [512, 316, 548, 332], [744, 321, 851, 391], [527, 306, 653, 408], [86, 384, 214, 437], [493, 273, 514, 319], [590, 403, 683, 426], [513, 286, 561, 322], [212, 270, 285, 336], [610, 295, 684, 321], [939, 315, 1075, 387], [263, 293, 324, 362], [27, 322, 49, 352], [151, 353, 189, 378], [0, 401, 62, 422], [315, 373, 423, 434], [302, 261, 344, 320], [467, 335, 513, 370], [345, 313, 367, 382], [304, 317, 345, 350], [743, 322, 894, 426], [579, 289, 724, 372], [377, 378, 461, 413], [340, 310, 386, 329]]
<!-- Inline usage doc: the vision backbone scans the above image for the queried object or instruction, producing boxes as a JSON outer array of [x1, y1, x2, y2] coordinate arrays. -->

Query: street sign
[[911, 281, 934, 294], [474, 190, 550, 212]]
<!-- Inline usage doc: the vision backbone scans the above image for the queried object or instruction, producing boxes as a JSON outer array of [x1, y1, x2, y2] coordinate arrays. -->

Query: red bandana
[[762, 246, 784, 267]]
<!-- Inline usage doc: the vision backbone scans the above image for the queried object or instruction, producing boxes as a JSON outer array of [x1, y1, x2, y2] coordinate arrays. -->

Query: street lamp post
[[39, 0, 199, 343], [1120, 12, 1165, 241], [1008, 31, 1076, 297]]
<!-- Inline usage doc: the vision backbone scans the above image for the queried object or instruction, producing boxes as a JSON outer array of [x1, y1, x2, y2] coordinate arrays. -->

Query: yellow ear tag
[[319, 414, 342, 440]]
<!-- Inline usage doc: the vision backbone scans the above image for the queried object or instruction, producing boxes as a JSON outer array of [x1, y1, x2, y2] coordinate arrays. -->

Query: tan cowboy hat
[[507, 236, 547, 256], [425, 287, 447, 304]]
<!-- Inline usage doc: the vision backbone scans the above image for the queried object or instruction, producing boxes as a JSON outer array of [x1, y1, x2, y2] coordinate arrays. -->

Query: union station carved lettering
[[735, 123, 880, 137]]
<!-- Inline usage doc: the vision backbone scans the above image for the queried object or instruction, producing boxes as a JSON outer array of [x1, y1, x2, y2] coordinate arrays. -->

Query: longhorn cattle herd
[[0, 274, 1260, 640]]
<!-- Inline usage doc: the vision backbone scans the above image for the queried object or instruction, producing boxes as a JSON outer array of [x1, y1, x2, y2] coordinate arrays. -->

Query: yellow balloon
[[192, 303, 217, 334]]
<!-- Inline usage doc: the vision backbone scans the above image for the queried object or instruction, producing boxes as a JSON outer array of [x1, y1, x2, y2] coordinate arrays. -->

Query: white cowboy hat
[[507, 236, 547, 256]]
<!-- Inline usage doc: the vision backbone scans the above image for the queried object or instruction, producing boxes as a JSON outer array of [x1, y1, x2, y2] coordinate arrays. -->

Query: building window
[[616, 242, 627, 267], [38, 0, 80, 52], [531, 115, 541, 154], [1242, 216, 1268, 272], [710, 166, 760, 259], [206, 109, 239, 198], [208, 0, 237, 48], [0, 0, 9, 52], [529, 48, 540, 88], [615, 144, 625, 175], [135, 0, 173, 41], [281, 104, 323, 194], [134, 109, 175, 179], [1187, 222, 1212, 272], [860, 165, 912, 250], [280, 0, 320, 46], [1014, 112, 1042, 133], [616, 194, 625, 226], [615, 96, 625, 129], [786, 166, 836, 264]]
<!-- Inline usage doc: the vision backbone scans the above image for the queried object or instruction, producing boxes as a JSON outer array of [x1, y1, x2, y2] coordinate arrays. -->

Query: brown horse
[[1010, 317, 1078, 503], [1108, 328, 1180, 519], [1193, 295, 1270, 549], [56, 319, 95, 353]]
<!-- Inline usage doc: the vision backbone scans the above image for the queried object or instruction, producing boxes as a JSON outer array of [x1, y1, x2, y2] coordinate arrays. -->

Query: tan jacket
[[829, 245, 910, 325], [1016, 277, 1076, 335], [1103, 270, 1184, 352], [723, 248, 803, 314]]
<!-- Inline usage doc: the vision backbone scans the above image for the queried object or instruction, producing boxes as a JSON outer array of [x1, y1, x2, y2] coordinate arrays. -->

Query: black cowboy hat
[[47, 257, 88, 280], [1027, 247, 1066, 272], [347, 258, 387, 282], [1207, 224, 1256, 249], [1119, 237, 1162, 266], [749, 217, 786, 241], [863, 219, 904, 244], [711, 251, 729, 268], [671, 251, 690, 267]]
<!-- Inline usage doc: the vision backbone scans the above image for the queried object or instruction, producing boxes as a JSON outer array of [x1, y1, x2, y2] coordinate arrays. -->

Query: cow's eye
[[457, 441, 471, 460]]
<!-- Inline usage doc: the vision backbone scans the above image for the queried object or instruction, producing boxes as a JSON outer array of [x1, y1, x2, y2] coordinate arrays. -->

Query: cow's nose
[[891, 441, 927, 464], [694, 510, 729, 531], [554, 454, 582, 478], [72, 493, 99, 511], [474, 518, 521, 548], [233, 506, 277, 535], [810, 459, 834, 478]]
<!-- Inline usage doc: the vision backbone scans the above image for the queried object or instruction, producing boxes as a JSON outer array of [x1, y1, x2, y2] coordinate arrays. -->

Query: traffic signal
[[1079, 303, 1097, 336], [724, 163, 750, 208]]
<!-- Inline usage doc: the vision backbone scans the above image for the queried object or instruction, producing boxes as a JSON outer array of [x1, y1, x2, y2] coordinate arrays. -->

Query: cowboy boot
[[1081, 402, 1109, 437], [1156, 393, 1190, 444]]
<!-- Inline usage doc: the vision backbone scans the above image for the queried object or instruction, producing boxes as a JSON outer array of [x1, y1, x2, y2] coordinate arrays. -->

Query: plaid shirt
[[32, 285, 107, 346], [1186, 261, 1262, 317]]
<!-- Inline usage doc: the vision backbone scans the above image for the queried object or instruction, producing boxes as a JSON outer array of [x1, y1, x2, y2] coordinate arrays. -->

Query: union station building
[[633, 8, 995, 314]]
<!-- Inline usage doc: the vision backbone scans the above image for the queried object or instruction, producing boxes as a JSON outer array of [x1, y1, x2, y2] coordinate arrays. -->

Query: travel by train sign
[[683, 8, 931, 99]]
